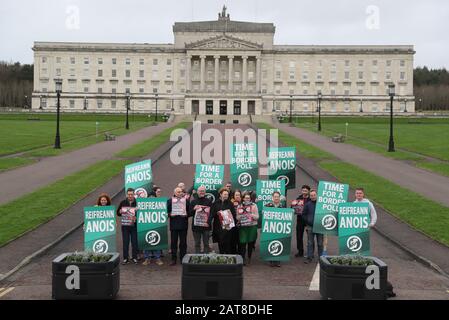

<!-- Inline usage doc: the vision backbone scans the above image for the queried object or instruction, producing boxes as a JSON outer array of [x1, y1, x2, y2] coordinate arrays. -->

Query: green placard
[[260, 207, 294, 261], [313, 180, 349, 235], [125, 159, 152, 198], [84, 206, 117, 253], [194, 164, 224, 203], [230, 143, 258, 192], [338, 202, 371, 256], [268, 147, 296, 190], [256, 179, 286, 213], [136, 197, 169, 251]]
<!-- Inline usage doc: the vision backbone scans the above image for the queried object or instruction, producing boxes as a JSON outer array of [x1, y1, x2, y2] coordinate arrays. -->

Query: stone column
[[214, 55, 220, 91], [242, 55, 248, 92], [200, 55, 206, 91], [256, 56, 261, 93], [186, 55, 192, 92], [228, 55, 234, 91]]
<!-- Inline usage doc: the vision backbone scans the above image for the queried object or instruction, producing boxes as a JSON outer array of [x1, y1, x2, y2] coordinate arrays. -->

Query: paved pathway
[[278, 123, 449, 207], [0, 121, 175, 205]]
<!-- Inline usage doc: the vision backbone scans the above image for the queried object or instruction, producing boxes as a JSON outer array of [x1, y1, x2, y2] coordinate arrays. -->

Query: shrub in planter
[[52, 251, 120, 300], [320, 255, 388, 300], [182, 253, 243, 300]]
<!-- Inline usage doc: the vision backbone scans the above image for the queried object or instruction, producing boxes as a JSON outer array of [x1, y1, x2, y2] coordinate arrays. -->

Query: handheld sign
[[313, 181, 349, 235], [193, 205, 211, 228], [84, 206, 116, 253], [136, 198, 168, 251], [268, 147, 296, 190], [125, 159, 152, 198], [256, 180, 286, 213], [230, 143, 258, 192], [119, 206, 136, 226], [193, 164, 224, 202], [260, 207, 294, 261], [338, 202, 371, 256]]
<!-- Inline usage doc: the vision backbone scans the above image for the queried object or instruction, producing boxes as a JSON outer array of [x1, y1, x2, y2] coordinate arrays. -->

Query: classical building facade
[[32, 7, 415, 115]]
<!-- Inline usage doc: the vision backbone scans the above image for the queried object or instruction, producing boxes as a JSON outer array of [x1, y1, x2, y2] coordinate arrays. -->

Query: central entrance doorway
[[220, 100, 227, 115]]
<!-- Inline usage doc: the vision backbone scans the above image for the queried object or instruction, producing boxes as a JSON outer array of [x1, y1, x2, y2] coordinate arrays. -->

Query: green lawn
[[0, 113, 161, 171], [0, 121, 190, 246], [292, 116, 449, 160], [256, 122, 449, 247], [288, 116, 449, 176]]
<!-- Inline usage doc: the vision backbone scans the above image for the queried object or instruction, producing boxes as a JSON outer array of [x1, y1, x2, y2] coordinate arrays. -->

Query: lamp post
[[388, 84, 395, 152], [289, 95, 293, 123], [54, 79, 62, 149], [317, 90, 322, 131], [125, 92, 130, 130], [404, 98, 408, 113], [24, 95, 28, 109], [39, 95, 43, 110], [155, 93, 159, 121], [419, 98, 422, 111], [83, 96, 88, 110], [360, 98, 363, 113]]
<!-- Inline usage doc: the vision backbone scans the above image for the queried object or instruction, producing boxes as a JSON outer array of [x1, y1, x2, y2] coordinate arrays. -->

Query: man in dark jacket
[[189, 185, 213, 253], [117, 188, 138, 265], [302, 189, 323, 263], [291, 185, 310, 258], [167, 186, 191, 265]]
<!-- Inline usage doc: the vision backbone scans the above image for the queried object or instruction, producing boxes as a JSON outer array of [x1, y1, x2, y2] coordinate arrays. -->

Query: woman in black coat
[[211, 187, 237, 254]]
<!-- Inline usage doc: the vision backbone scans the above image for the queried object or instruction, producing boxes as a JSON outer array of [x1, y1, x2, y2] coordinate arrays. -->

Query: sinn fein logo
[[145, 231, 161, 246], [347, 235, 363, 252], [135, 188, 148, 198], [93, 239, 108, 253], [322, 214, 337, 230], [238, 172, 252, 187], [268, 240, 283, 256], [205, 192, 216, 202], [276, 175, 289, 186]]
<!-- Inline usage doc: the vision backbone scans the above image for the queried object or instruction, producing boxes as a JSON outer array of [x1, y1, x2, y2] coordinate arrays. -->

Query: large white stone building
[[32, 7, 415, 115]]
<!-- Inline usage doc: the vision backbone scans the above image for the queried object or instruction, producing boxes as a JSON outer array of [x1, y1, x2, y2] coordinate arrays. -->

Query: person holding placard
[[265, 191, 285, 267], [211, 188, 236, 254], [302, 190, 323, 264], [167, 186, 190, 266], [143, 187, 164, 266], [291, 185, 310, 258], [189, 186, 213, 254], [96, 193, 112, 207], [354, 188, 378, 227], [117, 188, 138, 265], [236, 192, 259, 265]]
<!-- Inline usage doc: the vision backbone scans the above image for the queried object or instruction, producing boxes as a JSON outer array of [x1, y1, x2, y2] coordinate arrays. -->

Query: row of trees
[[0, 61, 448, 111], [0, 61, 33, 109], [414, 67, 449, 111]]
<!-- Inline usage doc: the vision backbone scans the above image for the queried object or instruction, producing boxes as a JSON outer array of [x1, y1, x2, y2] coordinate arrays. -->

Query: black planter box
[[319, 256, 388, 300], [52, 252, 120, 300], [181, 254, 243, 300]]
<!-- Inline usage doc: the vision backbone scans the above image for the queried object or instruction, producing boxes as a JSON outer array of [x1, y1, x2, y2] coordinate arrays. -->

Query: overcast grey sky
[[0, 0, 448, 68]]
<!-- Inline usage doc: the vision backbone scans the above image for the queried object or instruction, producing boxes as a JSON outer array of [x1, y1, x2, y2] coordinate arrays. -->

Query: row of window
[[42, 67, 407, 83], [42, 56, 175, 66], [267, 101, 409, 112], [39, 98, 179, 110], [41, 56, 408, 69]]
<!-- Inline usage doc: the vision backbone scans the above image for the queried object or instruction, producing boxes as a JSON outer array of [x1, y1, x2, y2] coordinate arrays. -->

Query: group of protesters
[[94, 181, 377, 267]]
